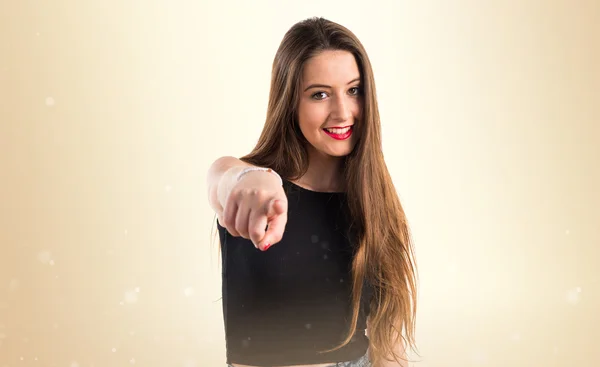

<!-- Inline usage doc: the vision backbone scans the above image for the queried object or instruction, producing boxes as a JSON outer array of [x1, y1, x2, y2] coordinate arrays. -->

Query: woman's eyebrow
[[303, 77, 361, 92]]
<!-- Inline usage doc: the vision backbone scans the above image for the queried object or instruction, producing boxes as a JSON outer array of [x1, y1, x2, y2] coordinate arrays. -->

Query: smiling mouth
[[323, 126, 353, 140], [323, 126, 352, 134]]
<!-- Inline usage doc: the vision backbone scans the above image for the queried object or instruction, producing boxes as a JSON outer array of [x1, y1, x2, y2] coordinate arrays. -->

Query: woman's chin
[[306, 142, 356, 159], [324, 149, 354, 158]]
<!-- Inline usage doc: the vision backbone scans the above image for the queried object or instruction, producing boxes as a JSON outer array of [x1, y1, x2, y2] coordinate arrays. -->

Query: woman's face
[[297, 50, 363, 159]]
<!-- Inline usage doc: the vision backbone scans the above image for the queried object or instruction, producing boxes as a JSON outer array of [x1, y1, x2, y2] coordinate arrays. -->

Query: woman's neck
[[295, 150, 345, 192]]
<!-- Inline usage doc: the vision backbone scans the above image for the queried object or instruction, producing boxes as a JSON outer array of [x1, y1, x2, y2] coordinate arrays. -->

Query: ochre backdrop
[[1, 1, 598, 366]]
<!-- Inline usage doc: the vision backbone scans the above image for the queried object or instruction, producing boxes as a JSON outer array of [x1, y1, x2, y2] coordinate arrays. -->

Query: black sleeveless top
[[217, 179, 373, 366]]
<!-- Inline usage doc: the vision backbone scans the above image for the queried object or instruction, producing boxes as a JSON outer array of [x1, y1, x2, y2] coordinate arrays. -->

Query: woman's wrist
[[236, 167, 283, 186], [216, 165, 281, 206]]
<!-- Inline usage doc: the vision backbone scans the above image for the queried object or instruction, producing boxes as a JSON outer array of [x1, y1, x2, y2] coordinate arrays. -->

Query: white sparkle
[[130, 358, 135, 364], [124, 229, 128, 235], [37, 251, 52, 264], [20, 357, 24, 360], [36, 32, 40, 36], [34, 357, 38, 361], [124, 289, 138, 304], [135, 287, 140, 293], [119, 301, 124, 306], [184, 287, 194, 297], [129, 330, 135, 336], [565, 229, 570, 235], [112, 348, 117, 352], [165, 185, 172, 192], [45, 97, 55, 106], [566, 286, 582, 304], [49, 259, 55, 266], [305, 323, 312, 329], [311, 235, 319, 243], [71, 362, 79, 367]]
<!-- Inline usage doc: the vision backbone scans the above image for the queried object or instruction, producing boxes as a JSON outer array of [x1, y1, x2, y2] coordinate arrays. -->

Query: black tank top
[[217, 179, 372, 366]]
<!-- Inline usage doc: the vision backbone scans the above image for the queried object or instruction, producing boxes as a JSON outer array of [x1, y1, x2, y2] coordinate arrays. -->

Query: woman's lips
[[323, 126, 353, 140]]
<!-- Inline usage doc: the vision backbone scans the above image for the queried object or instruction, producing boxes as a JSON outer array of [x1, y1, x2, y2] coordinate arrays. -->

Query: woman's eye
[[349, 87, 361, 95], [312, 92, 328, 100]]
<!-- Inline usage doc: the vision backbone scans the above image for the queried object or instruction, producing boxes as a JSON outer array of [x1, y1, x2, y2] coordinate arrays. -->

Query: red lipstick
[[323, 126, 353, 140]]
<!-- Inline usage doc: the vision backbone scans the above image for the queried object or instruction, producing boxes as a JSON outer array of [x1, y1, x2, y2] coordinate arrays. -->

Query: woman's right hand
[[218, 170, 288, 251]]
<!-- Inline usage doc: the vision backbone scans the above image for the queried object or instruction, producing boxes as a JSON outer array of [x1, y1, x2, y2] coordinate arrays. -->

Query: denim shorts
[[226, 352, 371, 367]]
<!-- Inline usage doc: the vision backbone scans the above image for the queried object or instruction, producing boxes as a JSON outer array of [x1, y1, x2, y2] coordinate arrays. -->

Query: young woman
[[207, 17, 418, 367]]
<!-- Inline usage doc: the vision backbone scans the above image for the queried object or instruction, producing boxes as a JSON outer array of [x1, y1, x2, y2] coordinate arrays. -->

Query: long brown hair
[[240, 17, 418, 367]]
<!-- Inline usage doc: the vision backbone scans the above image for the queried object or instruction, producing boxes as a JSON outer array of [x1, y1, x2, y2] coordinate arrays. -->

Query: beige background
[[1, 0, 599, 366]]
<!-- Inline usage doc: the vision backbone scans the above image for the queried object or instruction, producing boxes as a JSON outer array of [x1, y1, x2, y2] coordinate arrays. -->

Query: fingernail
[[262, 243, 271, 251]]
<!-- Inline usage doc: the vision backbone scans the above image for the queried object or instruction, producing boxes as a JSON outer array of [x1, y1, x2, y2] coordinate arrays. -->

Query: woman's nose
[[330, 96, 353, 122]]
